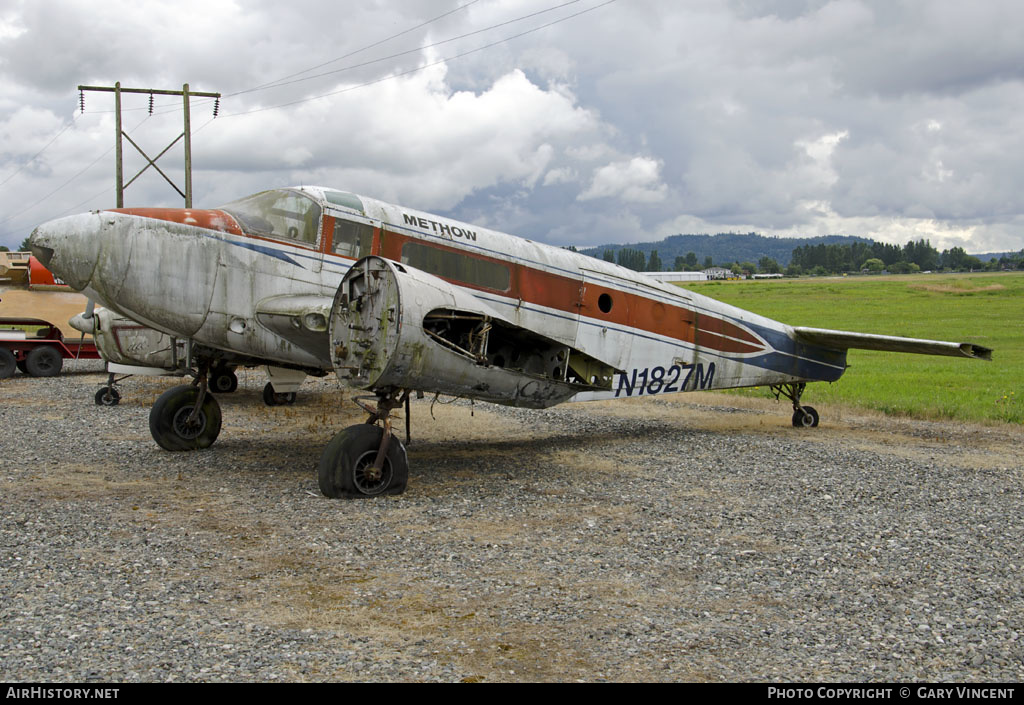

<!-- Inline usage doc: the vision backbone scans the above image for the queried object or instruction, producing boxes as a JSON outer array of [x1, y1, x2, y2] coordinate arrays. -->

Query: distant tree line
[[600, 248, 663, 272], [789, 239, 1024, 275], [584, 233, 872, 271], [672, 252, 715, 271], [586, 237, 1024, 277], [993, 250, 1024, 270]]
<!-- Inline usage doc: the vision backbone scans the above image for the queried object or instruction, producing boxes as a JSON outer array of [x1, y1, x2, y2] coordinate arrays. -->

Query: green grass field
[[677, 272, 1023, 424]]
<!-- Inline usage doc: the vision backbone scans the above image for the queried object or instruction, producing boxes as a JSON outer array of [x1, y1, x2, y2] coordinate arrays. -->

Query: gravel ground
[[1, 361, 1023, 682]]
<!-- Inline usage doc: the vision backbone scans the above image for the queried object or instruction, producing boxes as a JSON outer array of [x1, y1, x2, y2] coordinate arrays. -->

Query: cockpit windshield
[[220, 189, 322, 246]]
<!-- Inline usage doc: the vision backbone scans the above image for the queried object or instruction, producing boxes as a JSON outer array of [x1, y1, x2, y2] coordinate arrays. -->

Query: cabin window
[[333, 218, 373, 259], [221, 189, 322, 246], [400, 241, 510, 292]]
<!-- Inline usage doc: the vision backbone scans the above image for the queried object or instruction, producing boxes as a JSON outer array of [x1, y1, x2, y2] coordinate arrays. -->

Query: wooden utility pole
[[78, 83, 221, 208]]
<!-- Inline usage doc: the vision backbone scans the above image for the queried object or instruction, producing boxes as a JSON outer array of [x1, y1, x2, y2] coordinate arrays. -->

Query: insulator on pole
[[79, 90, 85, 113], [212, 97, 220, 118], [148, 92, 154, 116]]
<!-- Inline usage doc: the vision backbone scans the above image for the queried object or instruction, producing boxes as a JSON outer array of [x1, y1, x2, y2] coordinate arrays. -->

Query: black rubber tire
[[95, 386, 121, 406], [0, 348, 16, 379], [210, 368, 238, 393], [792, 405, 820, 428], [24, 345, 63, 377], [262, 381, 296, 406], [318, 424, 409, 499], [149, 384, 222, 451]]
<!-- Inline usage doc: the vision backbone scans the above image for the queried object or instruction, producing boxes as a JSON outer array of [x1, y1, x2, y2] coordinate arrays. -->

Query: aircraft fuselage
[[31, 186, 849, 407]]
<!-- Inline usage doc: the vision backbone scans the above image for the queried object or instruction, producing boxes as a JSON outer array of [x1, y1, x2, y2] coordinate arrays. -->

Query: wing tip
[[961, 343, 993, 361]]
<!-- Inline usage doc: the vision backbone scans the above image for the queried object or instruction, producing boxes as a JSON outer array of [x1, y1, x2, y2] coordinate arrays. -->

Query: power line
[[0, 115, 152, 234], [222, 0, 618, 118], [0, 112, 80, 188], [150, 0, 591, 119], [246, 0, 484, 95], [0, 0, 619, 236], [146, 0, 487, 117], [230, 0, 583, 99]]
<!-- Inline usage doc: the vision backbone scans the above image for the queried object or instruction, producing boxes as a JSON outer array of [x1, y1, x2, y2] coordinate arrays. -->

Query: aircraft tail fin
[[792, 327, 992, 361]]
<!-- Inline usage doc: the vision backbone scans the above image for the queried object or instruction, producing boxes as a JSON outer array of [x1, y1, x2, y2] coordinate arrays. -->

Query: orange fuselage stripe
[[376, 229, 764, 355], [109, 208, 765, 356]]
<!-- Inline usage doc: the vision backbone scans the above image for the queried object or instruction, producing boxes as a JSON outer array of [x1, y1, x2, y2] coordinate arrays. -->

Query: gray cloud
[[1, 0, 1022, 255]]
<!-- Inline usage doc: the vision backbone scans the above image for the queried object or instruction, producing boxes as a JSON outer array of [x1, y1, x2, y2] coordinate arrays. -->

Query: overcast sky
[[2, 0, 1023, 254]]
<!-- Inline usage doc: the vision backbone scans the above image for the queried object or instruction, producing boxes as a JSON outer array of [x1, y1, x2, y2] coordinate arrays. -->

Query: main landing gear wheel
[[210, 367, 238, 393], [149, 384, 222, 451], [262, 382, 296, 406], [95, 386, 121, 406], [791, 405, 819, 428], [318, 424, 409, 499]]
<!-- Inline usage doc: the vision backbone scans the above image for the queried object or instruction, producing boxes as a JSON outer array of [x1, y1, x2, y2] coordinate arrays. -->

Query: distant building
[[643, 271, 708, 283], [703, 267, 733, 280]]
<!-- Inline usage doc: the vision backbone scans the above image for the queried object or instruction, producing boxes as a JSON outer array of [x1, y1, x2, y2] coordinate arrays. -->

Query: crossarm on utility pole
[[78, 83, 221, 208]]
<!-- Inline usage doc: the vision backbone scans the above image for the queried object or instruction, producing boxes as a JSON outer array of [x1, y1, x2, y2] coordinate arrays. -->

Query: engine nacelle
[[71, 306, 183, 370], [329, 257, 617, 408]]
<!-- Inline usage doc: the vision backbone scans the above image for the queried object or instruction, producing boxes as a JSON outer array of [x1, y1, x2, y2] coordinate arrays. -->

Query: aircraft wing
[[792, 327, 992, 361]]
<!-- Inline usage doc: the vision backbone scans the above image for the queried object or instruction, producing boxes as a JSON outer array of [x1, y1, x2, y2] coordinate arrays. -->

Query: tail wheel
[[149, 384, 222, 451], [318, 424, 409, 499], [792, 405, 819, 428]]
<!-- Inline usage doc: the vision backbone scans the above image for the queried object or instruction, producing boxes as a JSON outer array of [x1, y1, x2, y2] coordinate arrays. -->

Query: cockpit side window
[[221, 189, 322, 247], [332, 217, 373, 259]]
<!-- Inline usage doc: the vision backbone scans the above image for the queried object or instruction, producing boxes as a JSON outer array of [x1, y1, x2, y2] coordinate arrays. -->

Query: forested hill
[[580, 233, 872, 267]]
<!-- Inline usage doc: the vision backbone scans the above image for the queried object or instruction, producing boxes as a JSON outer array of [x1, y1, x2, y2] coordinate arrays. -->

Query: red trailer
[[0, 317, 100, 378]]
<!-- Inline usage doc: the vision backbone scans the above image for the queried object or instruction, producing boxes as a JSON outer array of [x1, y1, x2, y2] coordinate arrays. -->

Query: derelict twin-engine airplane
[[29, 186, 992, 498]]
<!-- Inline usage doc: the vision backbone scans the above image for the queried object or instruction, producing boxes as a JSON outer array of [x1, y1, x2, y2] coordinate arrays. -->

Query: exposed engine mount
[[329, 257, 617, 408]]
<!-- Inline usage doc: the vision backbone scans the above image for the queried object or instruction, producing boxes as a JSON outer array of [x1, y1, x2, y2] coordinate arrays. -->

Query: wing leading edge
[[792, 327, 993, 361]]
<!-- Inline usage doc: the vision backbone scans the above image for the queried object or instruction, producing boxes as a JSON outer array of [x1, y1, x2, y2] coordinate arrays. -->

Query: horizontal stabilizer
[[793, 327, 992, 361]]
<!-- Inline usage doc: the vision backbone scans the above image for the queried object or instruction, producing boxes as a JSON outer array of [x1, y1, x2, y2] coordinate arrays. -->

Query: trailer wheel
[[0, 348, 15, 379], [25, 345, 63, 377]]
